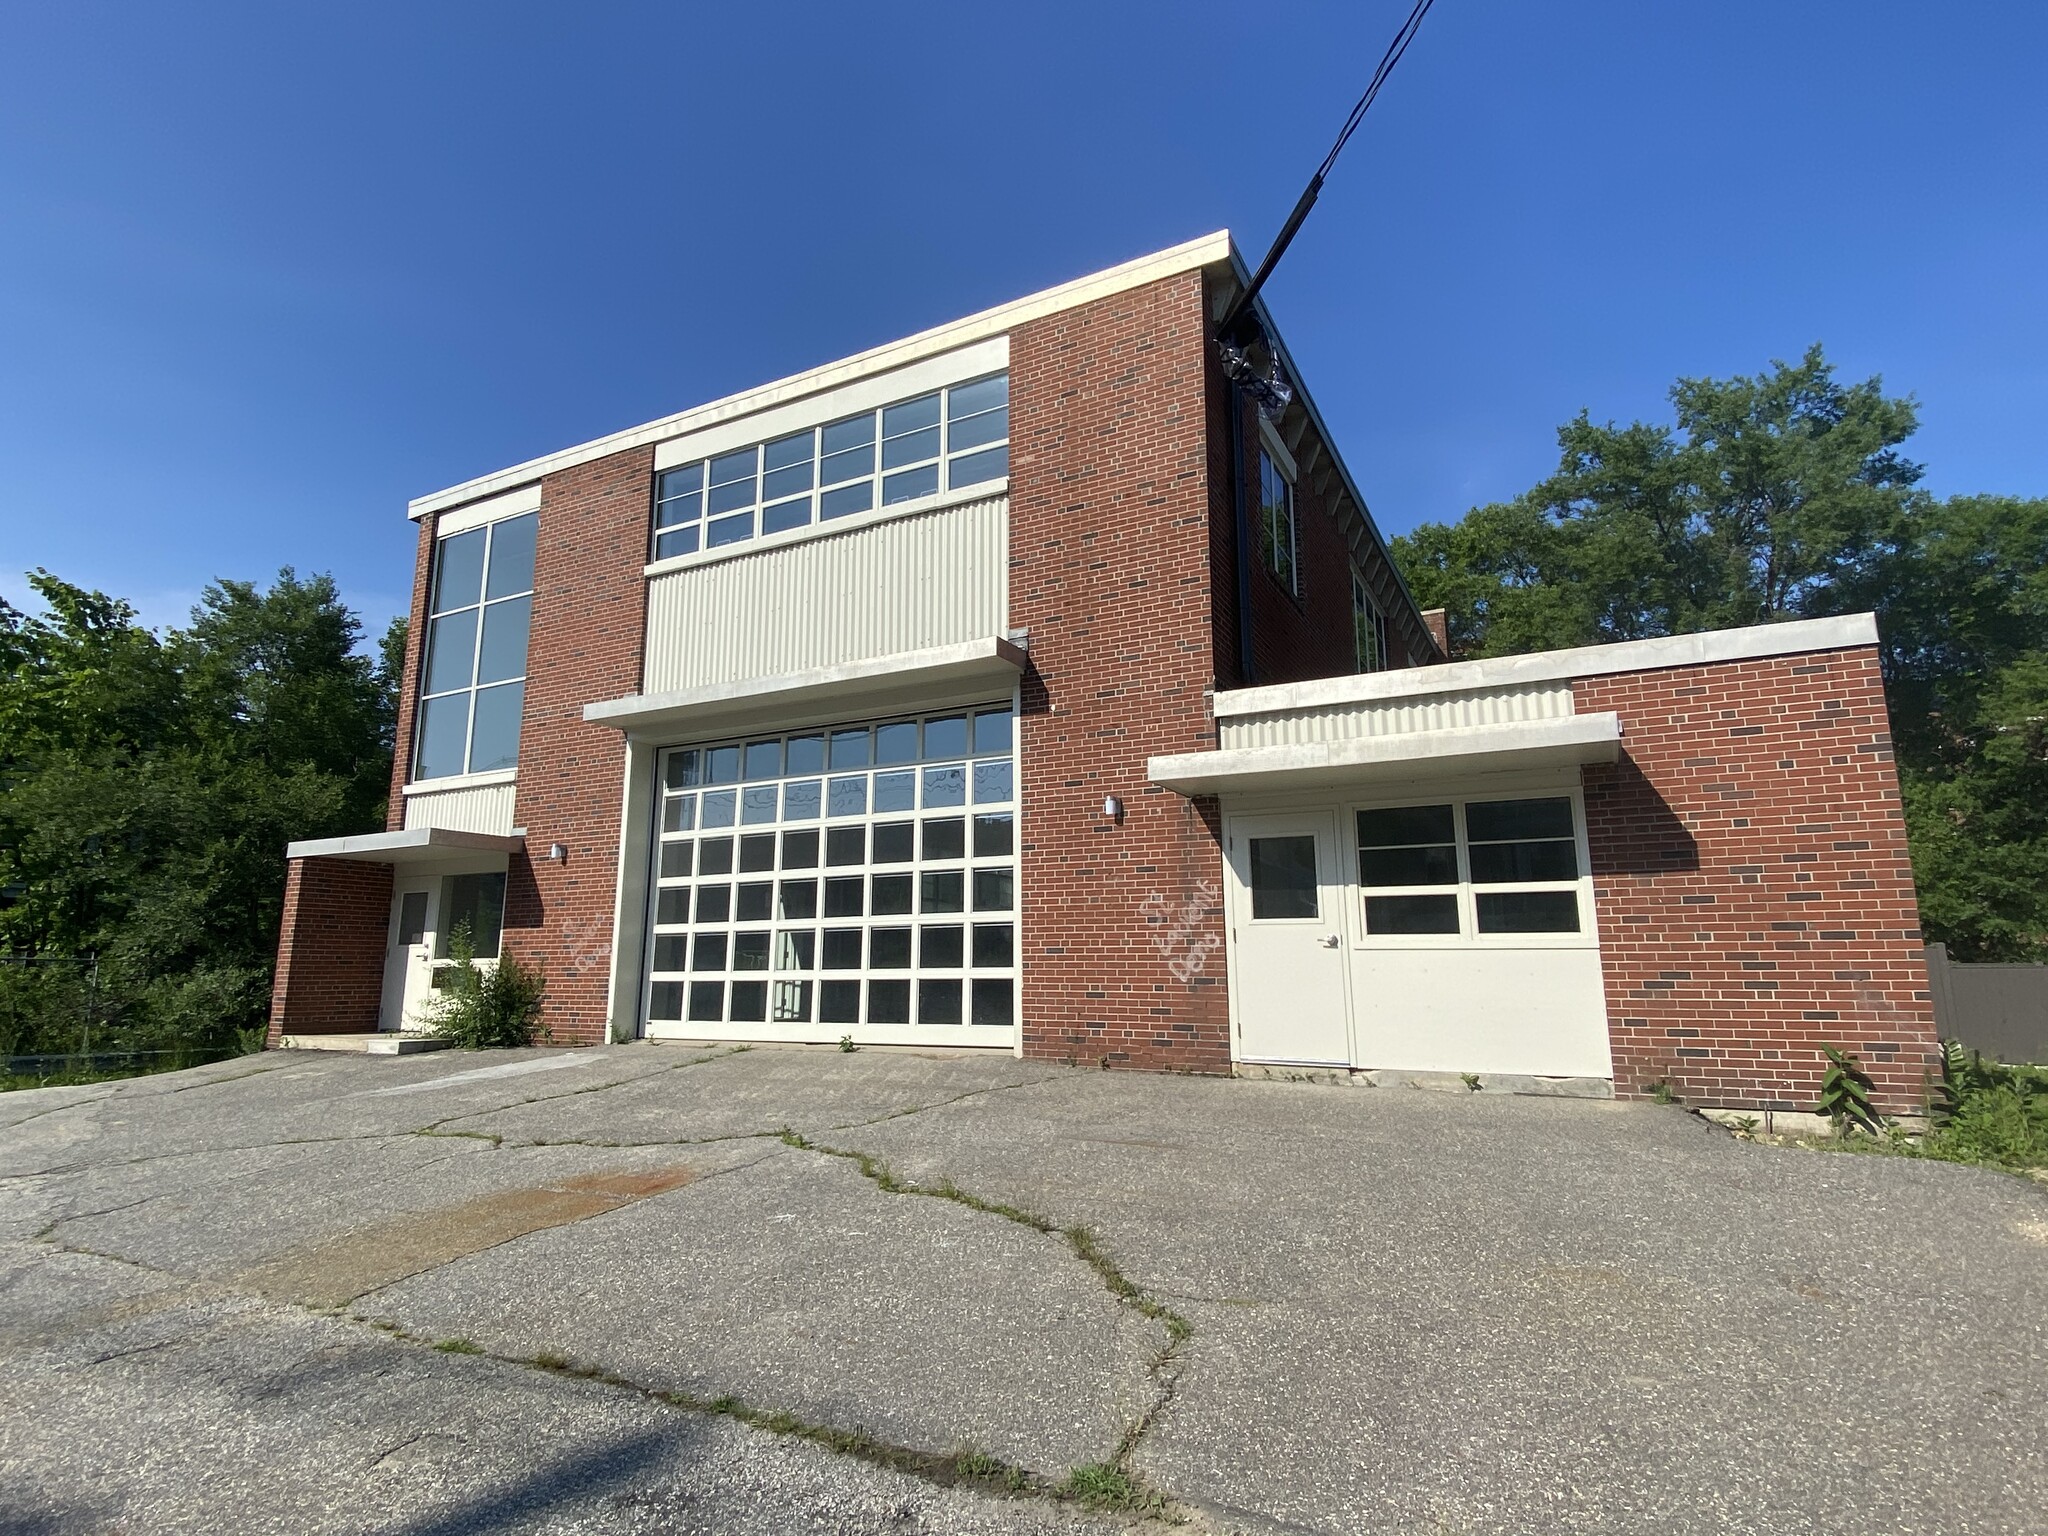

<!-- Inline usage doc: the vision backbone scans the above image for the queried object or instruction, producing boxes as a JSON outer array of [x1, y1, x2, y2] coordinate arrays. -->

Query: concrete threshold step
[[1235, 1062, 1615, 1099], [276, 1033, 453, 1056]]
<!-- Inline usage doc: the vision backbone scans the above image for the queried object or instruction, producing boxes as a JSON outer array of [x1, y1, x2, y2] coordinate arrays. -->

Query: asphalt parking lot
[[2, 1043, 2042, 1534]]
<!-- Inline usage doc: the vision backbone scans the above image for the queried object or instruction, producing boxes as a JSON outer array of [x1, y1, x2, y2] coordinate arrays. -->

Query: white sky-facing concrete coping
[[582, 637, 1027, 742], [1213, 613, 1881, 721], [409, 232, 1235, 521], [1149, 713, 1623, 796], [285, 827, 525, 863]]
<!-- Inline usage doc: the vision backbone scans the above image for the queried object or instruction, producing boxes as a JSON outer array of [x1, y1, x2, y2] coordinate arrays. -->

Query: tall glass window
[[1352, 568, 1389, 672], [645, 704, 1018, 1035], [414, 512, 536, 779], [1259, 447, 1296, 595], [652, 374, 1009, 561]]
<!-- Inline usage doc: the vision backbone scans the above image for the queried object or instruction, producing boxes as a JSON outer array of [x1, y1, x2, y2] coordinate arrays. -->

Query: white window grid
[[1352, 568, 1390, 673], [1258, 446, 1297, 595], [1348, 791, 1595, 949], [652, 373, 1009, 561], [645, 704, 1019, 1034], [414, 511, 536, 780]]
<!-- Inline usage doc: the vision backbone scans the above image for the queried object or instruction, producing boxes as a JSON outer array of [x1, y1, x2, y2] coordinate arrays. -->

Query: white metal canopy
[[582, 636, 1027, 742], [283, 827, 524, 865], [1148, 713, 1623, 796]]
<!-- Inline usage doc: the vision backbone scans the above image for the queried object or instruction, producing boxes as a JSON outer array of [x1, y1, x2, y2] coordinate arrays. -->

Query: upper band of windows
[[652, 373, 1009, 562]]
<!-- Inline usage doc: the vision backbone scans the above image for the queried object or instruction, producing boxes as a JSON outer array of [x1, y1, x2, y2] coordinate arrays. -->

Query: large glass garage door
[[643, 704, 1018, 1045]]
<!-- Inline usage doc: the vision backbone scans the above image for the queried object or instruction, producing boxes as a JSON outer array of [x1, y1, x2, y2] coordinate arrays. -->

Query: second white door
[[1227, 812, 1351, 1065]]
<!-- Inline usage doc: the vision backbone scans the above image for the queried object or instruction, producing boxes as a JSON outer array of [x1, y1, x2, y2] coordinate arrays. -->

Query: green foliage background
[[0, 571, 403, 1064], [1392, 346, 2048, 961]]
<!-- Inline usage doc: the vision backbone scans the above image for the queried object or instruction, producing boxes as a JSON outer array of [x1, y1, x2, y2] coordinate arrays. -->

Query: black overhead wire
[[1218, 0, 1438, 339], [1318, 0, 1437, 183]]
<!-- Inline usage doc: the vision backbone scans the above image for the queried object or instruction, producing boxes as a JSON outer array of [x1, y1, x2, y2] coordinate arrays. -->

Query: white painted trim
[[1214, 614, 1881, 720], [605, 736, 658, 1044], [583, 637, 1027, 739], [650, 338, 1007, 472], [402, 767, 518, 797], [285, 827, 524, 863], [642, 480, 1008, 580], [1255, 415, 1296, 481], [433, 484, 543, 535], [1149, 714, 1623, 796], [408, 231, 1234, 520]]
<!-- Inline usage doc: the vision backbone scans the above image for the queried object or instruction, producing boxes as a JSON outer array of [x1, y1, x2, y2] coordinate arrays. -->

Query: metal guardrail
[[5, 1047, 241, 1076]]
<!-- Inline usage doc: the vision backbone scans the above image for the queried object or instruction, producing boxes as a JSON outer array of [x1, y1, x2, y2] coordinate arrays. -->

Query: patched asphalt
[[2, 1042, 2042, 1534]]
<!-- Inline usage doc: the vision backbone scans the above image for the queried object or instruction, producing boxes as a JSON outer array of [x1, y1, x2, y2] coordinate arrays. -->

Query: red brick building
[[270, 233, 1939, 1114]]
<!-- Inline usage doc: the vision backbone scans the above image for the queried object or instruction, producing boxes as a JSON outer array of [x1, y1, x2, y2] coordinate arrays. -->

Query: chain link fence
[[0, 955, 245, 1086]]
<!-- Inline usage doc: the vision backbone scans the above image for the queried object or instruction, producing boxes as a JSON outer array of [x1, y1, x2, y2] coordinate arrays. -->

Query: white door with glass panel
[[1227, 813, 1351, 1065], [381, 879, 437, 1032]]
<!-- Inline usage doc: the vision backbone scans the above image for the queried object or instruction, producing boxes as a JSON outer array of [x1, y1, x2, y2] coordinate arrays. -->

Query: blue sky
[[2, 1, 2042, 643]]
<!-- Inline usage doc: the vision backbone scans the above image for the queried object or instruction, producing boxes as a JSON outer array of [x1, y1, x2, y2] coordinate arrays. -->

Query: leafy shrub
[[1923, 1044, 2048, 1169], [418, 926, 545, 1049], [1817, 1045, 1883, 1136]]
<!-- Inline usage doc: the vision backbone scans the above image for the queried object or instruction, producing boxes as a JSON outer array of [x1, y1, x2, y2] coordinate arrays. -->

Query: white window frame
[[1345, 786, 1597, 951], [1257, 442, 1297, 597], [1352, 567, 1389, 673], [641, 703, 1020, 1046], [650, 372, 1009, 565], [413, 510, 536, 782]]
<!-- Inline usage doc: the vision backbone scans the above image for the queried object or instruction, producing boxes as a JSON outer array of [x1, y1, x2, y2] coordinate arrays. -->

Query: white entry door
[[1226, 812, 1351, 1064], [379, 879, 438, 1032]]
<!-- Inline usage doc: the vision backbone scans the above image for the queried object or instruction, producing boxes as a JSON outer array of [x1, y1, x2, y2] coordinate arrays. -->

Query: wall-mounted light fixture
[[547, 842, 568, 863], [1101, 795, 1123, 824]]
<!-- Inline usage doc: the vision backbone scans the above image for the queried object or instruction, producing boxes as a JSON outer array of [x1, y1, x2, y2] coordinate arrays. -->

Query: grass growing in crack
[[776, 1126, 1195, 1483], [501, 1339, 1046, 1495], [1063, 1462, 1168, 1514], [433, 1337, 483, 1354], [953, 1448, 1029, 1492]]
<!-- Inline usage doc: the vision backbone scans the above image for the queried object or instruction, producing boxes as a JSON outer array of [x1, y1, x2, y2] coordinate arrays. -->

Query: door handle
[[1319, 934, 1341, 948]]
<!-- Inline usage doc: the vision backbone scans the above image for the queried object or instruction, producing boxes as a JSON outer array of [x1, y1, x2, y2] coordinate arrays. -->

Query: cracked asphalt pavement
[[1, 1044, 2042, 1534]]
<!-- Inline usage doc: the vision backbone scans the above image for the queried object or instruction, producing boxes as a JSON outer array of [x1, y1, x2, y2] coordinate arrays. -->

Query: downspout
[[1228, 381, 1257, 689]]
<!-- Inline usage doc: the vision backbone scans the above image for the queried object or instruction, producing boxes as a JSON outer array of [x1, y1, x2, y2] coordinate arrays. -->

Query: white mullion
[[646, 712, 1016, 1041]]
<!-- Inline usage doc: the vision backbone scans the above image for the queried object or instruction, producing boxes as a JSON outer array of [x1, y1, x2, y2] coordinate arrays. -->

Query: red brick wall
[[1009, 270, 1233, 1072], [1578, 645, 1939, 1114], [266, 857, 392, 1043], [1207, 359, 1427, 692], [386, 514, 438, 830], [1242, 398, 1360, 688], [500, 446, 653, 1045]]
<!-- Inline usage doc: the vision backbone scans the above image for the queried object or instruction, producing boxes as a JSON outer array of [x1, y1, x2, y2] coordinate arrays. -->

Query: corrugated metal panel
[[403, 781, 519, 836], [643, 496, 1009, 694], [1218, 682, 1574, 750]]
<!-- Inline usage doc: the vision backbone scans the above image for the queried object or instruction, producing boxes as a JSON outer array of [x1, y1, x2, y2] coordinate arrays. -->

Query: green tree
[[1397, 346, 1922, 656], [1391, 351, 2048, 961], [0, 568, 396, 1067]]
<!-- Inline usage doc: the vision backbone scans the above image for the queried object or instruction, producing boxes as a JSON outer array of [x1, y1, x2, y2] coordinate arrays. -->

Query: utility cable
[[1218, 0, 1438, 337]]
